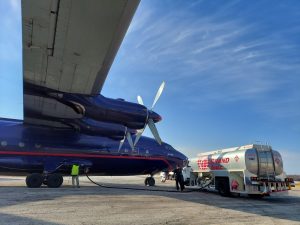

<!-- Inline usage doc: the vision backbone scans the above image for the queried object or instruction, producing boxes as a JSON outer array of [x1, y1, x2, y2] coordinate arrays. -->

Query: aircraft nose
[[172, 150, 189, 169], [148, 111, 162, 123], [178, 152, 188, 165]]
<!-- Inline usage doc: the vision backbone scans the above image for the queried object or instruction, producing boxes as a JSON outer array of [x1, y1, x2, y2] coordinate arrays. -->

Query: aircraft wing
[[22, 0, 140, 126]]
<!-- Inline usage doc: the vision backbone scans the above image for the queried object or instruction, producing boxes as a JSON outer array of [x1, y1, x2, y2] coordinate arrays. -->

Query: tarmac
[[0, 175, 300, 225]]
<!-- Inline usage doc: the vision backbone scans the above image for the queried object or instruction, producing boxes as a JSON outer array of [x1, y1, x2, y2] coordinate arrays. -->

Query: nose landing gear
[[145, 176, 155, 186]]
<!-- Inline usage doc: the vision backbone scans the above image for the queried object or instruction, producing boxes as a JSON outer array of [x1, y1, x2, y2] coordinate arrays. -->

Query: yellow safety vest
[[71, 165, 79, 176]]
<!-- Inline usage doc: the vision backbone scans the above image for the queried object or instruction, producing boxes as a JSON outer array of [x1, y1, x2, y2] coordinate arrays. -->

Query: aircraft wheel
[[145, 177, 149, 186], [47, 174, 63, 188], [148, 177, 155, 186], [26, 173, 43, 188]]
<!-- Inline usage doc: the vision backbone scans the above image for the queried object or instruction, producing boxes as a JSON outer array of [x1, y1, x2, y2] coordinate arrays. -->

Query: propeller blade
[[137, 96, 144, 105], [148, 119, 162, 145], [126, 132, 135, 151], [118, 138, 125, 152], [151, 81, 165, 110], [134, 129, 144, 146]]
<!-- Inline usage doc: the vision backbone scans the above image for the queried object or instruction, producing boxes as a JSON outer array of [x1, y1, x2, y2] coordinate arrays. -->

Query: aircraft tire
[[26, 173, 43, 188], [145, 177, 149, 186], [148, 177, 155, 186], [47, 174, 63, 188]]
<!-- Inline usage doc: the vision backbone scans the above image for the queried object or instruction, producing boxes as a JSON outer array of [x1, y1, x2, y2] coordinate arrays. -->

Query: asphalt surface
[[0, 175, 299, 225]]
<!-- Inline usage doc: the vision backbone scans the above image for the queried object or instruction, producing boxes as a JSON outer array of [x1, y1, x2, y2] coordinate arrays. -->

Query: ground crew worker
[[71, 164, 80, 188], [173, 165, 185, 191]]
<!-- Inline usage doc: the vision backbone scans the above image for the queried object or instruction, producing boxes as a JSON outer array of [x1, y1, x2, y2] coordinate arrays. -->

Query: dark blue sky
[[0, 0, 299, 173]]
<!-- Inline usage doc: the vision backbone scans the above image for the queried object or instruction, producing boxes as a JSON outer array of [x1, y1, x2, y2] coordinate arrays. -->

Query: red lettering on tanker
[[197, 157, 230, 170]]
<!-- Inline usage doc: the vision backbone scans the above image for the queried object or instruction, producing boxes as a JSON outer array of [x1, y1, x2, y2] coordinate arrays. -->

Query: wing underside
[[22, 0, 140, 125]]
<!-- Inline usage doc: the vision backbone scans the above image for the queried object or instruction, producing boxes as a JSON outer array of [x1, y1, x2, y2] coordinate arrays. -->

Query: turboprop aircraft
[[0, 0, 187, 188]]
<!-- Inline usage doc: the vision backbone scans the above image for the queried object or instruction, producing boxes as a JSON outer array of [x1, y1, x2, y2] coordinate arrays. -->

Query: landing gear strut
[[145, 176, 155, 186]]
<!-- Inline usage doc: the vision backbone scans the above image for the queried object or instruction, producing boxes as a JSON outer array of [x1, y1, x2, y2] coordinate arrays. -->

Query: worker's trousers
[[176, 179, 184, 191], [72, 175, 80, 188]]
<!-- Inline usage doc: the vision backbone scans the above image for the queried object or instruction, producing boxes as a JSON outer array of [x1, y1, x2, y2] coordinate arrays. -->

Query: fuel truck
[[182, 144, 294, 197]]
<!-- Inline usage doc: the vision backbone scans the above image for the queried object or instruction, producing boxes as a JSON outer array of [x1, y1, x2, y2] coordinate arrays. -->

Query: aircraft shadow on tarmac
[[0, 181, 300, 224]]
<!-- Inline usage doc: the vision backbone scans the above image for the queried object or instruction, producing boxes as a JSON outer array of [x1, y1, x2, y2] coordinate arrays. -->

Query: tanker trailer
[[183, 144, 293, 197]]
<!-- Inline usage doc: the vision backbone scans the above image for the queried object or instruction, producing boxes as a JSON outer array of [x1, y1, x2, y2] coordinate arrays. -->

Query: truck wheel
[[218, 180, 230, 197], [47, 174, 63, 188], [26, 173, 43, 188], [148, 177, 155, 186]]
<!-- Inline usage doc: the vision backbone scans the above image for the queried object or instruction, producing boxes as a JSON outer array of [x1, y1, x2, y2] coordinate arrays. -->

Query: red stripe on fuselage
[[0, 151, 173, 170]]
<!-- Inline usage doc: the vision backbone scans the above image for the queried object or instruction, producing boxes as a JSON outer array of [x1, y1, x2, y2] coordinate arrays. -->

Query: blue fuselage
[[0, 119, 187, 176]]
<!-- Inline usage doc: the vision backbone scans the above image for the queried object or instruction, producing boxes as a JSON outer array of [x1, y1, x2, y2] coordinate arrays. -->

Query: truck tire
[[26, 173, 43, 188], [217, 178, 230, 197], [47, 174, 63, 188]]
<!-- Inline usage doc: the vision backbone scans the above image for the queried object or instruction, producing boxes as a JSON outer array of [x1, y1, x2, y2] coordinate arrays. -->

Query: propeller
[[137, 96, 144, 106], [118, 129, 135, 152], [134, 81, 165, 146], [151, 81, 165, 110]]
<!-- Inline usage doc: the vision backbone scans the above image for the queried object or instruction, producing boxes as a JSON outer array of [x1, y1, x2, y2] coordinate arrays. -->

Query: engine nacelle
[[61, 94, 149, 129], [65, 118, 127, 140]]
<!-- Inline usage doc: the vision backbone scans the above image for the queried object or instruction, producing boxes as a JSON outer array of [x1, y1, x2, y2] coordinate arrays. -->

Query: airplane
[[0, 0, 187, 188]]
